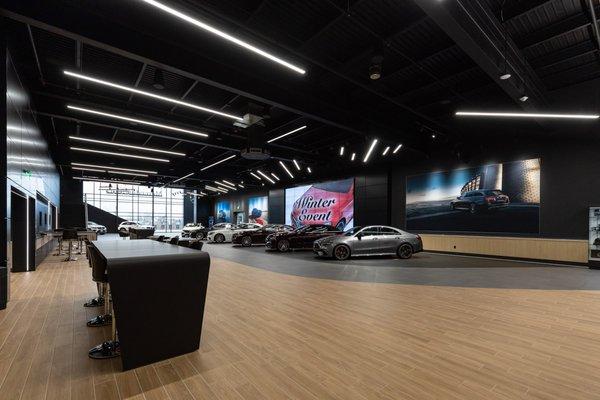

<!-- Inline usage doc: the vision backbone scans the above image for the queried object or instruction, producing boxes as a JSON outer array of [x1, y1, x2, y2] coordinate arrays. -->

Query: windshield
[[184, 223, 197, 227], [344, 226, 363, 236]]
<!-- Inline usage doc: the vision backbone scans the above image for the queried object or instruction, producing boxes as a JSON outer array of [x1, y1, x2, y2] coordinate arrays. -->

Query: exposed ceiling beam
[[502, 0, 552, 21], [26, 24, 44, 85]]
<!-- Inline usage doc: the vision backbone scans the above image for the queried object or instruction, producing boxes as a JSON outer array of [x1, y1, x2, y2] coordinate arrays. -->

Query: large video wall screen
[[285, 178, 354, 230], [406, 158, 541, 234]]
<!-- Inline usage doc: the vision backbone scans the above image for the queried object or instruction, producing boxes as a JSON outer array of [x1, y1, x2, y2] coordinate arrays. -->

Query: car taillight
[[416, 234, 422, 242], [485, 196, 495, 203]]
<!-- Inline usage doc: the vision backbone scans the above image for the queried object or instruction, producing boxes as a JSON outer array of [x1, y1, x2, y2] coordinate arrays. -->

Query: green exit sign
[[22, 169, 32, 177]]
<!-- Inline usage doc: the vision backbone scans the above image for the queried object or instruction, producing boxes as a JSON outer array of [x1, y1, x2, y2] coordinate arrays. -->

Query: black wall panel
[[60, 179, 85, 228], [354, 173, 390, 227], [268, 189, 285, 224]]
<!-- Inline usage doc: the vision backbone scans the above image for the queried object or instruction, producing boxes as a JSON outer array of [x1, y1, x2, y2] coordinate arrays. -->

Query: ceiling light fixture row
[[71, 162, 157, 174], [70, 146, 170, 162], [64, 70, 243, 121], [339, 142, 402, 162], [267, 125, 307, 143], [69, 136, 186, 156], [73, 176, 142, 185], [137, 0, 306, 74], [455, 111, 599, 119]]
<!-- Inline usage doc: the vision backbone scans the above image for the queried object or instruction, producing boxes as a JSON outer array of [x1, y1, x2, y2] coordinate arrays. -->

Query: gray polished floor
[[99, 234, 600, 290], [202, 242, 600, 290]]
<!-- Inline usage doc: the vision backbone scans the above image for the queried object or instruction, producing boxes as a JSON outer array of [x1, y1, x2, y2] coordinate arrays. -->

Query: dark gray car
[[450, 189, 510, 213], [313, 225, 423, 261]]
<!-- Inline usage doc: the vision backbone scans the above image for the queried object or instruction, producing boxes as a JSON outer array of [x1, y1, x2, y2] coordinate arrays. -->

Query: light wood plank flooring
[[1, 249, 600, 399]]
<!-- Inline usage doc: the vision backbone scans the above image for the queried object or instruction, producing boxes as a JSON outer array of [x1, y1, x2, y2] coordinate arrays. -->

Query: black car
[[450, 189, 510, 213], [265, 224, 342, 252], [232, 224, 293, 247]]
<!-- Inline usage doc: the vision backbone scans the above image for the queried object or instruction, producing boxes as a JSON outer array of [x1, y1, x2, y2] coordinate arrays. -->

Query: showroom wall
[[390, 138, 600, 240]]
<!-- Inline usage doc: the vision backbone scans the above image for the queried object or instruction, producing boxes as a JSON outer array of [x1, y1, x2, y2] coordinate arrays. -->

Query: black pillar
[[0, 22, 7, 309]]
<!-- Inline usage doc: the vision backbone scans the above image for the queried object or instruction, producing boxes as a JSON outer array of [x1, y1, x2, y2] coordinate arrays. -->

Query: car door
[[352, 227, 380, 255], [378, 227, 402, 254]]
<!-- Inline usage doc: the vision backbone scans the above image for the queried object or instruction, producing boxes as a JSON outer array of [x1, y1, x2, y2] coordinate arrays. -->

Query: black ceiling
[[2, 0, 599, 192]]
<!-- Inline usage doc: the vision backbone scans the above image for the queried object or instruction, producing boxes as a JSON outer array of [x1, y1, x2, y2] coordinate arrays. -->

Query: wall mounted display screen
[[285, 178, 354, 230], [215, 200, 231, 223], [406, 158, 540, 234], [248, 196, 268, 225], [590, 207, 600, 262]]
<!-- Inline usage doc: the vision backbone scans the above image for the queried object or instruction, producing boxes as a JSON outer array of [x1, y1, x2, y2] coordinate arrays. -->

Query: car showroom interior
[[2, 0, 600, 399]]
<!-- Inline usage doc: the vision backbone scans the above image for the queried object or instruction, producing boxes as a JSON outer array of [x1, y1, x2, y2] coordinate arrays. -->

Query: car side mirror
[[356, 233, 362, 240]]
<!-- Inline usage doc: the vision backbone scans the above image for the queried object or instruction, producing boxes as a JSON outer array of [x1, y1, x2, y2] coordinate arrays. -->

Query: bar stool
[[54, 228, 65, 256], [86, 246, 112, 328], [87, 245, 120, 359], [62, 229, 79, 261], [83, 243, 104, 308]]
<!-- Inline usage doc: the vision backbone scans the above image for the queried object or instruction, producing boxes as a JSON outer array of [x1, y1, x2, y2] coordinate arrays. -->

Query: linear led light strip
[[138, 0, 306, 75], [249, 172, 261, 181], [186, 191, 207, 197], [172, 172, 194, 183], [69, 136, 185, 156], [267, 126, 307, 143], [216, 181, 236, 191], [270, 172, 280, 181], [279, 161, 294, 178], [222, 179, 237, 188], [200, 154, 236, 171], [256, 170, 275, 184], [72, 162, 157, 174], [72, 166, 105, 173], [455, 111, 599, 119], [205, 185, 228, 193], [363, 139, 378, 163], [109, 170, 149, 177], [292, 159, 301, 171], [72, 166, 149, 177], [217, 180, 236, 189], [73, 176, 141, 185], [393, 144, 402, 154], [67, 105, 209, 137], [64, 70, 243, 121], [382, 146, 390, 156], [71, 146, 170, 162]]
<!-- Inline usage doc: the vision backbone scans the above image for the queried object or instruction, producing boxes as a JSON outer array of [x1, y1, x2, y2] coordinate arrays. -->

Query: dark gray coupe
[[313, 225, 423, 260]]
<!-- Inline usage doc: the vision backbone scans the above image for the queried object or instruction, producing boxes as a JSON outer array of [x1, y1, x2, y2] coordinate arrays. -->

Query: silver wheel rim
[[217, 234, 224, 243], [335, 246, 349, 260], [242, 237, 251, 246], [278, 240, 289, 251]]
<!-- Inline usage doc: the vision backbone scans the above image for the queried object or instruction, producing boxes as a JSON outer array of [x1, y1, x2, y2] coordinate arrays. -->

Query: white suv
[[118, 221, 153, 232]]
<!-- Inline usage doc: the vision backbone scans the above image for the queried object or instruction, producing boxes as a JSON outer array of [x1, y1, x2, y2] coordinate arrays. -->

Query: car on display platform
[[180, 222, 209, 239], [118, 221, 154, 233], [87, 221, 107, 234], [450, 189, 510, 213], [290, 180, 354, 230], [265, 224, 342, 252], [232, 224, 294, 247], [313, 225, 423, 261], [207, 223, 263, 243]]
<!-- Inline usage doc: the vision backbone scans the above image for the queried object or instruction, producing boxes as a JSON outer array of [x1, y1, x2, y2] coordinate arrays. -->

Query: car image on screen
[[288, 179, 354, 230], [450, 190, 510, 214]]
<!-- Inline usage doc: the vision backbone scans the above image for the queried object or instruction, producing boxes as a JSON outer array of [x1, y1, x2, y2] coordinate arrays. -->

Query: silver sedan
[[313, 225, 423, 260]]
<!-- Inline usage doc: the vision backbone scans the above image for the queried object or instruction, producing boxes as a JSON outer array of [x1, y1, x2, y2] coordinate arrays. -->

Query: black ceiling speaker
[[152, 69, 165, 90]]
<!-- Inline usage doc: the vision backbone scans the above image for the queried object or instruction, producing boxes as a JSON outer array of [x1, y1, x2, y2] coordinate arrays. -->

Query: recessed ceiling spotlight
[[339, 146, 345, 156], [455, 111, 599, 119], [67, 105, 210, 137], [369, 54, 384, 80], [200, 154, 236, 171], [382, 146, 390, 156], [69, 136, 185, 156], [363, 139, 378, 163], [71, 162, 157, 174], [138, 0, 306, 75], [70, 146, 170, 162], [64, 72, 242, 121], [519, 95, 529, 102], [393, 144, 403, 153], [292, 159, 301, 170], [267, 125, 307, 143], [279, 161, 294, 178], [351, 152, 356, 161], [499, 73, 511, 80], [431, 133, 436, 139]]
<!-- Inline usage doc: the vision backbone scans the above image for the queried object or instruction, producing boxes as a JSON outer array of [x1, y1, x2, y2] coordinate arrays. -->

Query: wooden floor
[[2, 250, 600, 399]]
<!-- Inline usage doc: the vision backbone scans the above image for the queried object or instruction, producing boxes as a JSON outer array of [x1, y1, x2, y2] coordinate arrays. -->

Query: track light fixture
[[152, 69, 165, 90], [138, 0, 306, 74], [369, 54, 384, 80], [67, 105, 210, 137], [519, 95, 529, 102]]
